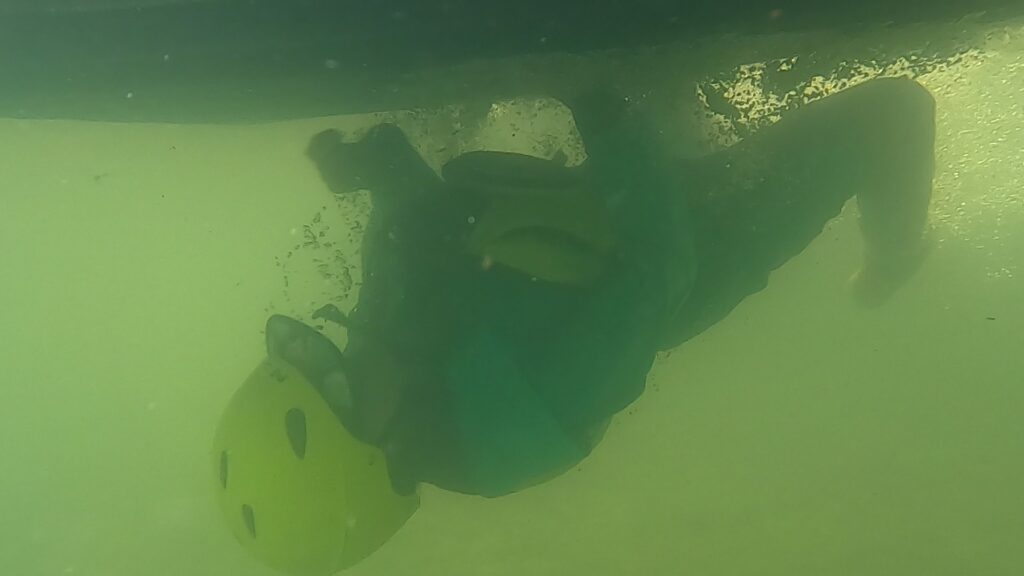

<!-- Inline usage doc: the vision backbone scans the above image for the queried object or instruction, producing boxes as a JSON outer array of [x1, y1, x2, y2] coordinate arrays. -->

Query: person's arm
[[305, 122, 474, 493], [304, 123, 445, 445]]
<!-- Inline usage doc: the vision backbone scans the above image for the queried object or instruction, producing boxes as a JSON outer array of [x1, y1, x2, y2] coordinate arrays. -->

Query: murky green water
[[1, 8, 1022, 576]]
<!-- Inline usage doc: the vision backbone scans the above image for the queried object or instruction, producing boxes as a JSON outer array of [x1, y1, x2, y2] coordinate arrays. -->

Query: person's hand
[[307, 123, 443, 198]]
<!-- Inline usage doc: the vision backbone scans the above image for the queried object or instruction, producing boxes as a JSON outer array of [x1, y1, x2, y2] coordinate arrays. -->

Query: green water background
[[1, 13, 1022, 576]]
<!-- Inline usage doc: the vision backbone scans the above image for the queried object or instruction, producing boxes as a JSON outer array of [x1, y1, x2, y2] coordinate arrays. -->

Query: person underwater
[[213, 77, 936, 575]]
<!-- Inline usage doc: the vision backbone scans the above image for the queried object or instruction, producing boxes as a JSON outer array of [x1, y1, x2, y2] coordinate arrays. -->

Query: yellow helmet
[[212, 316, 419, 575]]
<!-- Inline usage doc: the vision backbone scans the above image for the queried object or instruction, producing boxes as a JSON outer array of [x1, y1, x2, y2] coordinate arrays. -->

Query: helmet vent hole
[[242, 504, 256, 538], [219, 451, 229, 489], [285, 408, 307, 459]]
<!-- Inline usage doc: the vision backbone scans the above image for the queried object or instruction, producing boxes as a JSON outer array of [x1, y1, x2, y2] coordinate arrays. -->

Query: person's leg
[[664, 77, 935, 347]]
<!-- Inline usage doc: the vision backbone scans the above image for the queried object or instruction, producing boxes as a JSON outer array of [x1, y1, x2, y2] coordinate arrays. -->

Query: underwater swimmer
[[211, 77, 934, 575], [296, 76, 935, 499]]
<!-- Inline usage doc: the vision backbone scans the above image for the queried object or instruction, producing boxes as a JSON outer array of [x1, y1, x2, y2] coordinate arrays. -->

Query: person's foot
[[849, 232, 934, 307]]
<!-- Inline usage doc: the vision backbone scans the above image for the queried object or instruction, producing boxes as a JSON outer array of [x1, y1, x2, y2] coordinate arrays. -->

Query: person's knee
[[824, 77, 935, 162], [851, 77, 935, 127], [875, 77, 935, 117], [874, 78, 936, 167]]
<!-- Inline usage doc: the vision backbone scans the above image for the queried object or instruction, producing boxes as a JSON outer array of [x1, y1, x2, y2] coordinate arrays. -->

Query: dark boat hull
[[1, 0, 1019, 122]]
